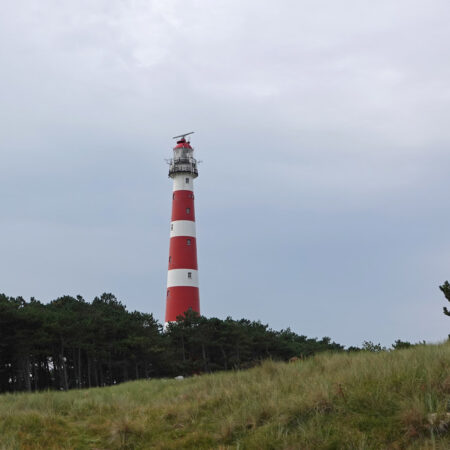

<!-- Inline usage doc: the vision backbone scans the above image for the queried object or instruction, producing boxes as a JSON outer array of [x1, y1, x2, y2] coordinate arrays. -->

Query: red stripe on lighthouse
[[168, 236, 198, 270], [171, 190, 196, 221], [166, 287, 200, 322]]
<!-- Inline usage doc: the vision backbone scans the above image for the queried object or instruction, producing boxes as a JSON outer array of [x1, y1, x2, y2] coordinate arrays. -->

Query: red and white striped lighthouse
[[165, 132, 200, 324]]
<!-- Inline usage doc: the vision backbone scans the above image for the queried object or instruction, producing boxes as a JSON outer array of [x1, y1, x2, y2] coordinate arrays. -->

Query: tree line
[[0, 293, 343, 393], [2, 280, 448, 394]]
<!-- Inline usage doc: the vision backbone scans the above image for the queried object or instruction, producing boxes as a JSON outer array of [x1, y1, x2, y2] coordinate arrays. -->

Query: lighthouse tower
[[165, 132, 200, 324]]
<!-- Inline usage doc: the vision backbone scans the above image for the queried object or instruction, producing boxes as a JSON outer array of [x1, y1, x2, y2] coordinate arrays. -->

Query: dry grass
[[1, 342, 450, 449]]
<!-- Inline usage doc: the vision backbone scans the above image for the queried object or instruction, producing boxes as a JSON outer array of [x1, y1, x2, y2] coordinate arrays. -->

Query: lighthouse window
[[169, 256, 171, 262], [172, 193, 175, 199], [187, 239, 191, 245], [185, 178, 189, 184], [167, 290, 170, 297], [186, 207, 190, 214], [188, 272, 192, 279], [171, 224, 173, 231]]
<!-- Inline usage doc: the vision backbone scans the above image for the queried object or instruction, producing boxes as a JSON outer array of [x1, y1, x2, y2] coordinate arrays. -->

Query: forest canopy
[[0, 293, 343, 393]]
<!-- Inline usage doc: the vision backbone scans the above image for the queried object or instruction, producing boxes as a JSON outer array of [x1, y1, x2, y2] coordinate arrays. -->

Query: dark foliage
[[440, 280, 450, 317], [392, 339, 413, 350], [0, 293, 344, 393]]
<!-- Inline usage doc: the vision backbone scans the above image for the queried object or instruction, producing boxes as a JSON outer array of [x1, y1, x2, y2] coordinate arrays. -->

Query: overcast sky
[[1, 0, 449, 347]]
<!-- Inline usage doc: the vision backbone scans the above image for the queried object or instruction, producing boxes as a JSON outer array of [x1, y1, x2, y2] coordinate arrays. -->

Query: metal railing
[[168, 157, 198, 177]]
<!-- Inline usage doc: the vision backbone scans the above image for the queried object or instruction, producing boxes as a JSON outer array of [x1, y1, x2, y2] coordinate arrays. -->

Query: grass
[[1, 342, 450, 449]]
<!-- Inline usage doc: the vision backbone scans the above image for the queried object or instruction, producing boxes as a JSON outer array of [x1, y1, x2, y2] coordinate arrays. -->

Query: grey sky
[[1, 0, 449, 346]]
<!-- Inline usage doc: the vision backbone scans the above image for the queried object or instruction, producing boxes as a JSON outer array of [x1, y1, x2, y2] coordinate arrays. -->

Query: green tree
[[392, 339, 412, 350], [0, 292, 347, 393], [361, 341, 386, 352], [439, 281, 450, 316]]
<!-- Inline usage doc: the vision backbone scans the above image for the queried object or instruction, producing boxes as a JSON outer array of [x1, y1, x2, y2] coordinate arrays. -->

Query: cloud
[[1, 0, 449, 346]]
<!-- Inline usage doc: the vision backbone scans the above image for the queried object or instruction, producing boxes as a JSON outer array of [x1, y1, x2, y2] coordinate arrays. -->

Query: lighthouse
[[165, 132, 200, 324]]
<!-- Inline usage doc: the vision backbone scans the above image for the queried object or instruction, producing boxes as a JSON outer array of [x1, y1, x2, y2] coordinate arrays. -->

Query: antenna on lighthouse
[[172, 131, 194, 140]]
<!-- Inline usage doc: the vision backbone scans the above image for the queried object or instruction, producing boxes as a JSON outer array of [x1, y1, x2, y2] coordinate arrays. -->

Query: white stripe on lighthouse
[[173, 175, 194, 191], [170, 220, 196, 238], [167, 269, 199, 287]]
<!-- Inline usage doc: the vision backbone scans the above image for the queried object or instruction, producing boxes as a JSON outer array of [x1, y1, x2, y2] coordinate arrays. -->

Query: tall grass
[[1, 342, 449, 449]]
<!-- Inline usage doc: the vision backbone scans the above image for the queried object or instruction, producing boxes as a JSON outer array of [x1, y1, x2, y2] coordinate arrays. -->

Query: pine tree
[[439, 281, 450, 316]]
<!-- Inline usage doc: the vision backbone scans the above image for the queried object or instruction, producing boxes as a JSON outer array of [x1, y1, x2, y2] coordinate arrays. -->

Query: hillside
[[1, 342, 449, 449]]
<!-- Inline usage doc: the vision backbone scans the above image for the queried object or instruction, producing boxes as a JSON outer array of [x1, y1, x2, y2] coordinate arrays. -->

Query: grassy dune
[[1, 342, 450, 449]]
